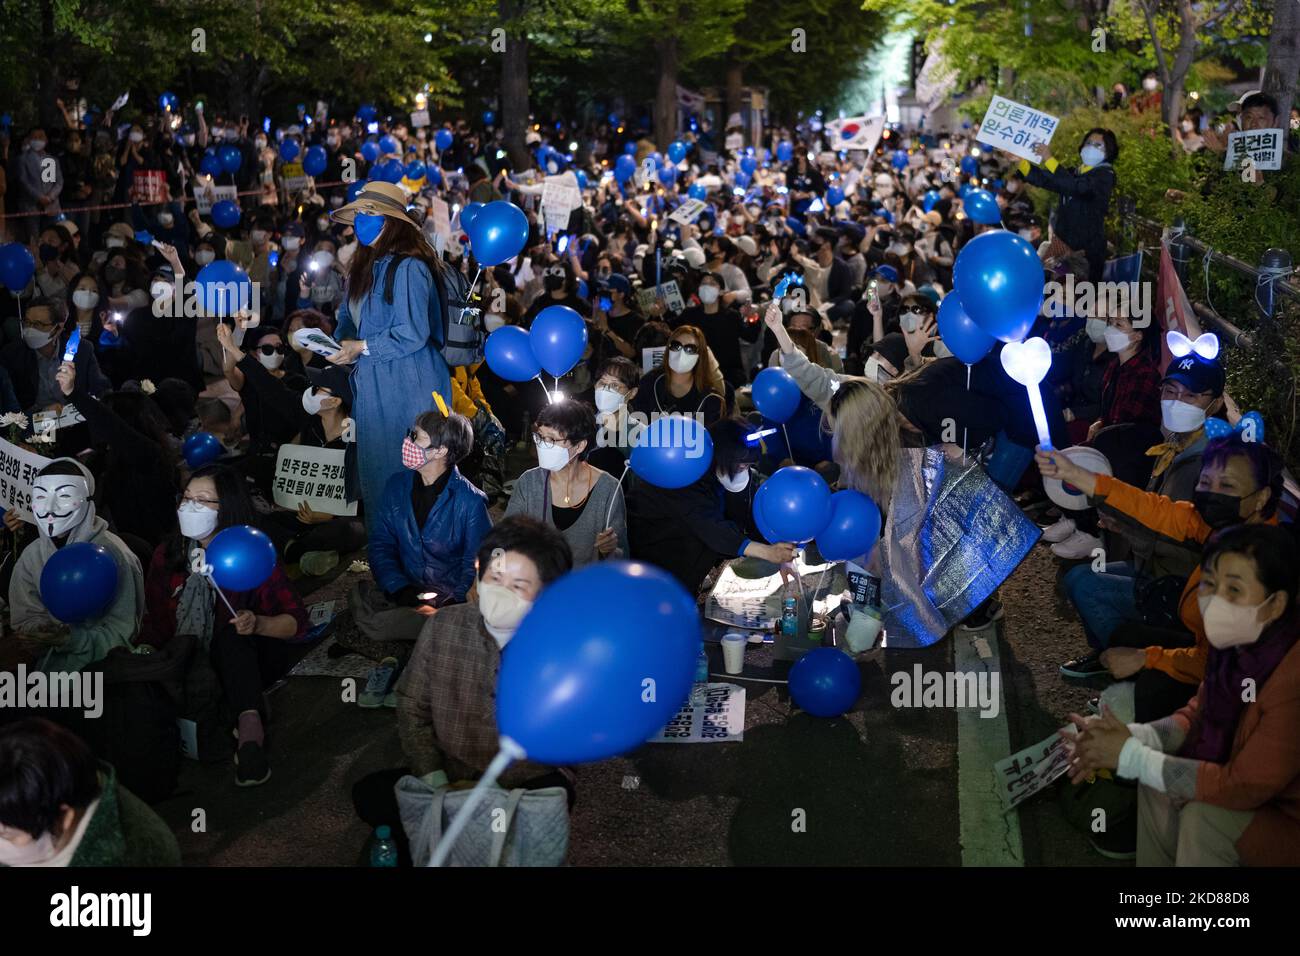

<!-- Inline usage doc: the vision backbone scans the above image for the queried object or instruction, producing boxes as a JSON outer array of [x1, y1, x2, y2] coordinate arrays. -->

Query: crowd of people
[[0, 74, 1297, 868]]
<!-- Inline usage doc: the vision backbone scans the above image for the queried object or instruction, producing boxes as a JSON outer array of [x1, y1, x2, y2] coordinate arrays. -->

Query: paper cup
[[721, 633, 747, 674]]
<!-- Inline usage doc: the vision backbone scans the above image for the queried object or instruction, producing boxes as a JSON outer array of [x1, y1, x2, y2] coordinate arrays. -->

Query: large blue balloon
[[892, 149, 909, 170], [733, 169, 751, 189], [182, 431, 224, 469], [776, 141, 794, 163], [158, 91, 179, 113], [405, 159, 427, 181], [378, 134, 399, 155], [484, 325, 541, 381], [687, 182, 707, 200], [751, 367, 802, 424], [922, 189, 941, 213], [465, 200, 529, 266], [657, 163, 677, 185], [789, 647, 862, 717], [497, 561, 700, 764], [960, 155, 978, 175], [937, 291, 996, 364], [360, 140, 380, 163], [753, 466, 832, 543], [434, 128, 454, 151], [963, 188, 1001, 225], [530, 305, 587, 377], [40, 542, 119, 624], [211, 199, 241, 229], [952, 231, 1044, 343], [814, 490, 882, 562], [218, 144, 242, 174], [279, 138, 300, 162], [206, 525, 277, 592], [574, 169, 588, 190], [740, 155, 757, 175], [199, 153, 223, 177], [667, 141, 687, 164], [614, 154, 636, 183], [356, 104, 378, 123], [303, 145, 328, 176], [460, 201, 485, 231], [483, 110, 495, 126], [629, 415, 714, 489], [752, 489, 784, 545], [623, 141, 637, 155], [375, 158, 405, 183], [347, 180, 366, 202], [194, 259, 251, 317], [826, 185, 845, 207], [0, 242, 36, 292]]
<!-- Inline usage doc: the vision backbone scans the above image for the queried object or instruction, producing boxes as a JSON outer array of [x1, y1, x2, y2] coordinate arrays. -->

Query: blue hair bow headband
[[1204, 410, 1264, 443]]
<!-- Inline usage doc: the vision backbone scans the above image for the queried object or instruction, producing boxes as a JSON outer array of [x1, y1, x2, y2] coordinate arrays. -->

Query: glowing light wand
[[999, 336, 1054, 451]]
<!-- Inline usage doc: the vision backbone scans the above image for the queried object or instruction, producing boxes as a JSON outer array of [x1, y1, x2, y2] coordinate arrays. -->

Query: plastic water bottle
[[691, 646, 709, 706], [369, 825, 399, 867], [781, 594, 799, 638]]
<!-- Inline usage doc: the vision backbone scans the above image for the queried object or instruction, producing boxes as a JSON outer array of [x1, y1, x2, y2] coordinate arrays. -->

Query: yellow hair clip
[[431, 391, 450, 417]]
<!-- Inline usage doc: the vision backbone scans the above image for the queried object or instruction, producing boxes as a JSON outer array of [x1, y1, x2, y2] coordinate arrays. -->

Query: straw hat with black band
[[330, 181, 422, 230]]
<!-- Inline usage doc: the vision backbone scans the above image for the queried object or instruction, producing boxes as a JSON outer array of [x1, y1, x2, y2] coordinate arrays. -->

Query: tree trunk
[[37, 0, 59, 128], [654, 36, 679, 152], [725, 53, 744, 138], [1161, 3, 1199, 136], [1262, 0, 1300, 139], [498, 0, 531, 169]]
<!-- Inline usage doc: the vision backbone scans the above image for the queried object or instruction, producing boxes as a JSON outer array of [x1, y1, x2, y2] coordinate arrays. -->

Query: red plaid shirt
[[139, 542, 309, 647], [1100, 351, 1161, 429]]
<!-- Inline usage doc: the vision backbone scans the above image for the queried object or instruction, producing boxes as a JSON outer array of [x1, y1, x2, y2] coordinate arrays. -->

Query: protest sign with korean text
[[272, 444, 356, 516], [0, 437, 52, 522], [979, 96, 1060, 163], [1223, 129, 1283, 173]]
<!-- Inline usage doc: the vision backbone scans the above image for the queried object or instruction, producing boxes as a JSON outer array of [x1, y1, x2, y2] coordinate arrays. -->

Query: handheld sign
[[979, 95, 1060, 163], [1223, 129, 1283, 173]]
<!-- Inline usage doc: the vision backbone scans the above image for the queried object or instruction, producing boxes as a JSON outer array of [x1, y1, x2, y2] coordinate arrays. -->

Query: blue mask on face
[[354, 213, 385, 246]]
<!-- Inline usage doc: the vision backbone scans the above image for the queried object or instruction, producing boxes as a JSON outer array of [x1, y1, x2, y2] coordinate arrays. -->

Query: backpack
[[383, 254, 484, 367]]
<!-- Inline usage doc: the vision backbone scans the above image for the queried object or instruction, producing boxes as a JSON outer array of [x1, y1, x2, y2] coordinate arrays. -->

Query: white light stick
[[999, 336, 1054, 450]]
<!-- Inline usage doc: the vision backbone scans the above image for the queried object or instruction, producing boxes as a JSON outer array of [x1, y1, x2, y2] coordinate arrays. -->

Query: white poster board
[[193, 182, 238, 216], [272, 444, 356, 516], [541, 178, 582, 236], [410, 109, 431, 129], [669, 198, 708, 225], [649, 683, 746, 743], [428, 196, 451, 241], [640, 346, 665, 373], [282, 161, 310, 193], [636, 280, 685, 314], [1224, 128, 1283, 172], [995, 726, 1073, 812], [979, 95, 1060, 163], [0, 437, 52, 522]]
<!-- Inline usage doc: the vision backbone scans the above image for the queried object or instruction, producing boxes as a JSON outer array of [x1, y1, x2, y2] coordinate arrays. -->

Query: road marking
[[954, 623, 1024, 866]]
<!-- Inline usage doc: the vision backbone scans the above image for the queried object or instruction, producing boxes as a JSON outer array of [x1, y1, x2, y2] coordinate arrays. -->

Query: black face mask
[[104, 266, 125, 283], [1193, 490, 1246, 530], [544, 274, 565, 291]]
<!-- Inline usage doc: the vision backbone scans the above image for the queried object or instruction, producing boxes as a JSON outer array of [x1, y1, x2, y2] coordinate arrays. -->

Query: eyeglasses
[[532, 432, 569, 451], [182, 494, 220, 509], [668, 341, 699, 355], [258, 344, 286, 355], [405, 428, 429, 445]]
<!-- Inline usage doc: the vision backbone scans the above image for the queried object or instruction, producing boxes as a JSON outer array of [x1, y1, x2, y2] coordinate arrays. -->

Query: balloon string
[[604, 462, 631, 529], [535, 375, 552, 405], [963, 362, 971, 464], [429, 736, 526, 867], [466, 265, 483, 302], [781, 423, 792, 458], [204, 572, 240, 619]]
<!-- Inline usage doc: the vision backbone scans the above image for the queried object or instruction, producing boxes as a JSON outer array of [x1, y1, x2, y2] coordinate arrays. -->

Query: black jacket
[[1024, 160, 1115, 278], [0, 328, 110, 412]]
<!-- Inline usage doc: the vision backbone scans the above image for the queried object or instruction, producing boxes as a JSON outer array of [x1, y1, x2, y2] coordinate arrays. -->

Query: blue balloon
[[210, 199, 241, 230], [687, 182, 707, 200], [461, 201, 485, 230], [206, 525, 278, 593], [0, 242, 36, 292], [649, 151, 664, 169], [158, 92, 179, 113], [776, 141, 794, 163], [952, 231, 1044, 343], [194, 259, 251, 317], [485, 326, 541, 381], [922, 189, 941, 213], [937, 290, 996, 364], [375, 158, 405, 183], [784, 216, 806, 236], [426, 164, 443, 186], [826, 186, 845, 207], [752, 489, 784, 545], [789, 647, 862, 718], [614, 154, 636, 183], [752, 367, 802, 423], [435, 128, 454, 150], [964, 188, 1001, 225], [279, 138, 300, 162], [740, 155, 757, 175], [623, 141, 637, 155], [199, 153, 222, 177], [378, 134, 399, 155], [483, 110, 495, 126], [753, 466, 832, 543], [497, 561, 700, 764], [303, 145, 327, 176], [733, 169, 750, 189], [405, 159, 427, 181], [347, 180, 366, 202], [960, 154, 978, 175], [182, 431, 224, 469], [814, 490, 882, 562], [357, 103, 378, 123], [530, 305, 588, 377], [218, 144, 242, 174], [465, 200, 529, 266], [40, 542, 118, 624], [657, 163, 677, 185], [360, 140, 380, 163], [574, 169, 588, 190], [892, 149, 909, 170], [667, 141, 687, 164], [629, 415, 714, 489]]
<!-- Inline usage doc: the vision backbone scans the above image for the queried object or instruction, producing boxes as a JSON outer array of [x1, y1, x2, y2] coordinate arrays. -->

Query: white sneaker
[[1040, 516, 1076, 544], [1050, 530, 1103, 560]]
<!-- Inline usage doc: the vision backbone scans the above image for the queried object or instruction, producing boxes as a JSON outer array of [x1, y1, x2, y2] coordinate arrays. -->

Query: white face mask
[[1103, 326, 1133, 353], [105, 238, 125, 249], [257, 349, 285, 370], [1143, 78, 1159, 92], [1161, 398, 1207, 434], [22, 326, 56, 350], [283, 236, 301, 252], [716, 466, 750, 492], [195, 250, 215, 265], [316, 217, 331, 232], [1198, 593, 1275, 650], [668, 350, 699, 374], [313, 251, 335, 270], [1080, 145, 1106, 167], [1018, 229, 1035, 241], [129, 131, 144, 144], [157, 212, 175, 228], [536, 441, 573, 472], [254, 138, 267, 150], [177, 500, 220, 541], [72, 289, 100, 310], [1085, 318, 1108, 343], [302, 387, 326, 415], [32, 474, 90, 540], [484, 313, 507, 333], [698, 285, 720, 305], [478, 582, 533, 648], [0, 828, 60, 866], [594, 387, 625, 413], [337, 242, 357, 268], [250, 229, 269, 244], [1181, 120, 1194, 133], [864, 355, 892, 383], [1006, 181, 1021, 194]]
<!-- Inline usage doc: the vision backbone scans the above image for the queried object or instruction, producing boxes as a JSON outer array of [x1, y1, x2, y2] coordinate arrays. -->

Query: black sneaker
[[959, 596, 1005, 631], [234, 741, 271, 787], [1060, 652, 1107, 680]]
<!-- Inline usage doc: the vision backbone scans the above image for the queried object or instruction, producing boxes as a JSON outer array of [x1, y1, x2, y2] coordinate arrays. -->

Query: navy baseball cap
[[1163, 351, 1225, 397], [604, 273, 632, 297], [871, 264, 900, 283]]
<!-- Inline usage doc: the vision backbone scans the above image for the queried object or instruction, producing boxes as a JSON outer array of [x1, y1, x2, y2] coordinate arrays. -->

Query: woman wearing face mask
[[113, 124, 156, 204], [99, 243, 150, 316], [1175, 110, 1205, 154], [1062, 523, 1300, 867], [283, 307, 337, 374], [586, 356, 641, 475], [34, 227, 75, 301], [1021, 129, 1118, 282], [522, 260, 592, 327], [679, 272, 760, 388], [140, 465, 308, 787], [295, 239, 344, 316], [504, 400, 626, 566], [350, 517, 576, 865], [1056, 298, 1111, 445], [1039, 430, 1284, 694], [215, 323, 306, 461], [629, 325, 725, 429]]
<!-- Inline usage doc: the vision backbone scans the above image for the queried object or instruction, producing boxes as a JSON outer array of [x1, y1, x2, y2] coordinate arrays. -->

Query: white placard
[[0, 437, 52, 522], [410, 109, 431, 129], [649, 683, 745, 743], [282, 161, 310, 193], [429, 196, 451, 240], [193, 182, 238, 216], [640, 346, 665, 373], [272, 444, 356, 516], [995, 726, 1073, 812], [979, 95, 1060, 163], [541, 178, 582, 236], [308, 600, 338, 626], [704, 559, 836, 630], [669, 198, 708, 225], [636, 280, 685, 315], [1223, 128, 1283, 172]]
